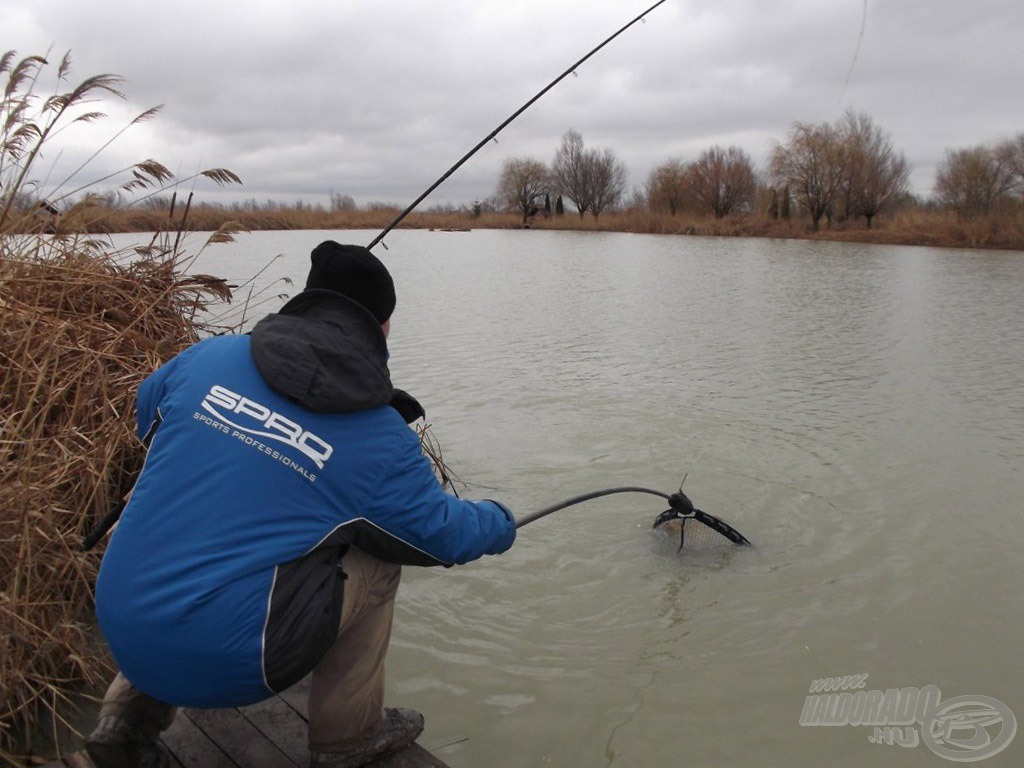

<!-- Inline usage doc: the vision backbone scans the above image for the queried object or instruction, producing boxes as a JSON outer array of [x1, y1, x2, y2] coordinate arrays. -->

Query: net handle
[[515, 486, 670, 529]]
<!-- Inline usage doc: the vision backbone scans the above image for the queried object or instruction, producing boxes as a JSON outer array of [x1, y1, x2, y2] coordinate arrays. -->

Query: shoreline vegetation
[[28, 200, 1024, 253]]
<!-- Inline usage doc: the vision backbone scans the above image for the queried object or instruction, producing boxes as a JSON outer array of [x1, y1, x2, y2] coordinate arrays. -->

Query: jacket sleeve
[[357, 423, 516, 566], [135, 354, 182, 440]]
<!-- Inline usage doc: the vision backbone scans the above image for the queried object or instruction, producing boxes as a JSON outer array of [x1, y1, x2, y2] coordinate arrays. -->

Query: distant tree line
[[495, 110, 1024, 230], [17, 115, 1022, 238]]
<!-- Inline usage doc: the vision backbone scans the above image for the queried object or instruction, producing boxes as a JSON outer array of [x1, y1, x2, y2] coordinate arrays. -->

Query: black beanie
[[304, 241, 396, 323]]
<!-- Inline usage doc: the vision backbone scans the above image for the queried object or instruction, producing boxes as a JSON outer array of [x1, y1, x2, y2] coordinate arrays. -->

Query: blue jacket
[[95, 292, 515, 707]]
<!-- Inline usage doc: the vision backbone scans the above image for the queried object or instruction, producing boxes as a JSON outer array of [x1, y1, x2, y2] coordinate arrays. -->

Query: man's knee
[[338, 547, 401, 631]]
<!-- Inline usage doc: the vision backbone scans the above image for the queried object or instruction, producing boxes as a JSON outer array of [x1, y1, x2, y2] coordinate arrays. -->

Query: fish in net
[[651, 492, 751, 552]]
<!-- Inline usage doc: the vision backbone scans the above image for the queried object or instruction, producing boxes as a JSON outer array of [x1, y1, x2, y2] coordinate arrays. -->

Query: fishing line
[[838, 0, 869, 103], [516, 485, 751, 552], [367, 0, 670, 250]]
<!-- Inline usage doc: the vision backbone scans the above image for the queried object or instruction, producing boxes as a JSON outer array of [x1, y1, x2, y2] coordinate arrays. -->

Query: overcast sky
[[5, 0, 1023, 209]]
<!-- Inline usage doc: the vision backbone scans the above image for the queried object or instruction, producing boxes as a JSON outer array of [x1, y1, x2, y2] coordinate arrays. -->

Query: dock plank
[[41, 746, 187, 768], [237, 696, 309, 765], [35, 688, 449, 768], [184, 708, 296, 768], [163, 709, 236, 767], [274, 677, 311, 721]]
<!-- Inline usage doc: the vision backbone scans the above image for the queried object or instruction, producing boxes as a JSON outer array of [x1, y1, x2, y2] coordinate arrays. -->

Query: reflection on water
[[164, 229, 1024, 766]]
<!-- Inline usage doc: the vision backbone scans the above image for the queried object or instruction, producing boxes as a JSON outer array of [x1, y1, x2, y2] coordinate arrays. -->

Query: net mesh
[[652, 509, 750, 551]]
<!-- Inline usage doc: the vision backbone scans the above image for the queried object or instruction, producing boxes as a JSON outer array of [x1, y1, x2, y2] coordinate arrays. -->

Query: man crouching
[[86, 242, 516, 768]]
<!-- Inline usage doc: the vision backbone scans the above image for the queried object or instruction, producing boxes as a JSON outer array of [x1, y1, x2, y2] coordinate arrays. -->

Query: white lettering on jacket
[[201, 385, 334, 469]]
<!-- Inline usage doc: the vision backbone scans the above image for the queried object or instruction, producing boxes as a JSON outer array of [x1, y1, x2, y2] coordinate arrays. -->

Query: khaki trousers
[[98, 546, 401, 751]]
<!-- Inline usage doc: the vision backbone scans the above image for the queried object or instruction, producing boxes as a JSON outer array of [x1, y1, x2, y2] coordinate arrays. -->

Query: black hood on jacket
[[250, 291, 422, 420]]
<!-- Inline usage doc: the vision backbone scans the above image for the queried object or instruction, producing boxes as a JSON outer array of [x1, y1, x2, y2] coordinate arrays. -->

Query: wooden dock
[[42, 678, 449, 768]]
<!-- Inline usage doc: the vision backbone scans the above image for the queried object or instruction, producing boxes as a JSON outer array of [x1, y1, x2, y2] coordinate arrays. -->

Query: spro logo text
[[200, 385, 333, 469]]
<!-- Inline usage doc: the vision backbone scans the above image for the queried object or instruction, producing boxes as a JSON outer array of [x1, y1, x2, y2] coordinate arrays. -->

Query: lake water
[[128, 229, 1024, 766]]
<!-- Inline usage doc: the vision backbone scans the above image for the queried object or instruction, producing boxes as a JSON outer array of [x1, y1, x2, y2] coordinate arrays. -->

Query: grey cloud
[[7, 0, 1024, 205]]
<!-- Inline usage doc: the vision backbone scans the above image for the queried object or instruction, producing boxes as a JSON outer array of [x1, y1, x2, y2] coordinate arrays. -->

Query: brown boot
[[309, 707, 425, 768], [85, 715, 169, 768]]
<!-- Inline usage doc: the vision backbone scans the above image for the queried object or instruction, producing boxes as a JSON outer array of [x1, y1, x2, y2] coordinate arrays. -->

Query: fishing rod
[[366, 0, 670, 251], [516, 485, 752, 551]]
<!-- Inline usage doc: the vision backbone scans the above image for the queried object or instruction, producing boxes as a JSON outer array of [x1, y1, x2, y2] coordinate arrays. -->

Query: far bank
[[22, 203, 1024, 254]]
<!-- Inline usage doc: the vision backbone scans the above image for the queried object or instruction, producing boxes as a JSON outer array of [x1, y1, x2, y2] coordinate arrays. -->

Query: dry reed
[[0, 236, 238, 760]]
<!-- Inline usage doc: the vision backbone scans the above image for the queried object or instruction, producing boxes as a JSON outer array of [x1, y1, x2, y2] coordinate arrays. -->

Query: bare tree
[[996, 133, 1024, 196], [771, 122, 844, 231], [687, 145, 757, 218], [552, 129, 628, 220], [586, 148, 627, 219], [646, 159, 689, 215], [497, 157, 550, 224], [552, 129, 591, 217], [934, 145, 1016, 218], [837, 110, 910, 228]]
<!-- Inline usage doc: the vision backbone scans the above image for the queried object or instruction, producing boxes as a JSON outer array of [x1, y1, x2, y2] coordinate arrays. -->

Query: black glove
[[390, 388, 425, 424]]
